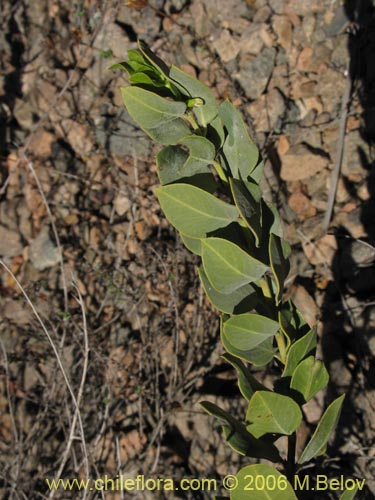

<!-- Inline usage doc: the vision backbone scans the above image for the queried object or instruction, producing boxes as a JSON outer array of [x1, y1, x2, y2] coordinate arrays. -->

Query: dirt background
[[1, 0, 375, 498]]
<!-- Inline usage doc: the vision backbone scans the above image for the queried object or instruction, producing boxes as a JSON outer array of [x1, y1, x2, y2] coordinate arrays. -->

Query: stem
[[184, 110, 200, 131]]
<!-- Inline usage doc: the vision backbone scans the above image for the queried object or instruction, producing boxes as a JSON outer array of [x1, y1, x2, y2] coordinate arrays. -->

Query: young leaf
[[201, 238, 269, 294], [291, 356, 329, 402], [298, 394, 345, 464], [230, 178, 263, 247], [223, 313, 279, 351], [169, 65, 219, 126], [156, 185, 239, 238], [219, 100, 259, 179], [200, 401, 281, 462], [222, 353, 268, 400], [198, 266, 257, 314], [121, 86, 186, 128], [269, 234, 291, 305], [230, 464, 298, 500], [282, 326, 317, 377], [246, 391, 302, 438]]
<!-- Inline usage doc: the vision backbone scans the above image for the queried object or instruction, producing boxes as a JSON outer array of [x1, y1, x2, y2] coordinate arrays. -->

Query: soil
[[1, 0, 375, 499]]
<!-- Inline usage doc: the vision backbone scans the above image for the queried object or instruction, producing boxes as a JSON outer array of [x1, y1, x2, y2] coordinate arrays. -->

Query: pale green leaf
[[156, 185, 239, 238], [282, 327, 317, 377], [198, 266, 257, 314], [201, 238, 268, 294], [157, 136, 216, 186], [269, 234, 290, 305], [147, 118, 191, 145], [291, 356, 329, 402], [223, 314, 279, 351], [219, 100, 259, 179], [230, 464, 298, 500], [246, 391, 302, 438], [169, 65, 219, 126], [180, 233, 202, 255], [298, 395, 345, 464], [121, 86, 186, 128], [222, 325, 275, 367], [230, 178, 263, 247]]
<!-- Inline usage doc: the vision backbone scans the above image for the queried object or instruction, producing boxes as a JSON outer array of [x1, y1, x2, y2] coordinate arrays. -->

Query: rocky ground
[[1, 0, 375, 498]]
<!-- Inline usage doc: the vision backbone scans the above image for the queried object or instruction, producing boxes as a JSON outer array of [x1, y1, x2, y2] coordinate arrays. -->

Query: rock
[[332, 34, 350, 68], [291, 77, 318, 100], [336, 208, 366, 239], [302, 14, 316, 40], [29, 226, 60, 270], [29, 130, 56, 158], [286, 0, 326, 16], [273, 15, 293, 51], [237, 47, 276, 100], [341, 130, 370, 182], [114, 193, 131, 216], [246, 96, 268, 131], [302, 234, 337, 266], [318, 68, 347, 113], [239, 24, 268, 56], [213, 29, 241, 63], [267, 87, 286, 131], [269, 0, 285, 14], [280, 145, 328, 181], [288, 191, 317, 220], [0, 226, 23, 258]]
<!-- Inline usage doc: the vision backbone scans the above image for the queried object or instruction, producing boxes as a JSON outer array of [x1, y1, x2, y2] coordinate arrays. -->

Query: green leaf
[[282, 326, 317, 377], [230, 464, 298, 500], [246, 391, 302, 438], [180, 233, 202, 255], [179, 135, 216, 169], [121, 86, 186, 128], [156, 184, 239, 238], [198, 266, 257, 314], [339, 487, 359, 500], [200, 401, 281, 462], [147, 118, 192, 145], [219, 100, 259, 179], [249, 160, 264, 184], [169, 65, 219, 126], [269, 234, 291, 305], [291, 356, 329, 402], [223, 314, 279, 351], [157, 136, 216, 186], [201, 238, 268, 294], [222, 353, 268, 400], [298, 394, 345, 464], [278, 302, 309, 345], [230, 178, 263, 247], [222, 325, 275, 367], [208, 115, 226, 149]]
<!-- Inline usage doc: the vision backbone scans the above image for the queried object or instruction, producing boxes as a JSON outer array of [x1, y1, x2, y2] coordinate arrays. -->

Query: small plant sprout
[[112, 41, 354, 500]]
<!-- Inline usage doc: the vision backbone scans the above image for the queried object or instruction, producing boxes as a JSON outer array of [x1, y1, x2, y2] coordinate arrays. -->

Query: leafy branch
[[112, 41, 353, 500]]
